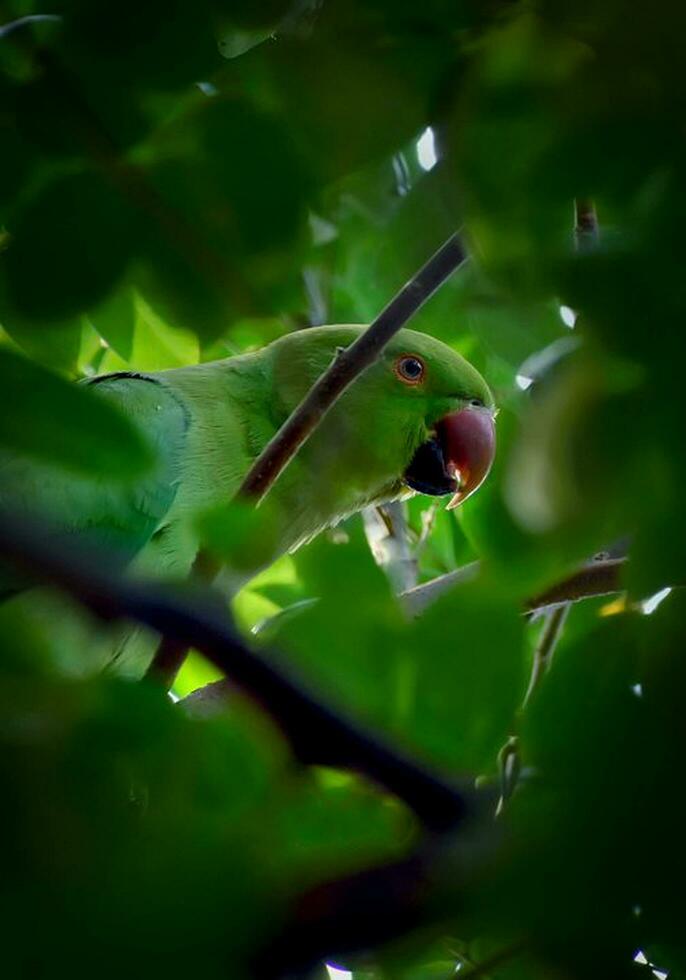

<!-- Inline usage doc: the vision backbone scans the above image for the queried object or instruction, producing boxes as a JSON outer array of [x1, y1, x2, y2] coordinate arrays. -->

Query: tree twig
[[415, 500, 439, 562], [574, 197, 599, 252], [363, 501, 418, 593], [0, 13, 61, 38], [400, 562, 481, 616], [525, 558, 625, 612], [152, 233, 468, 687], [522, 604, 570, 709], [0, 511, 473, 833], [238, 233, 468, 502], [400, 558, 628, 618], [493, 604, 571, 816]]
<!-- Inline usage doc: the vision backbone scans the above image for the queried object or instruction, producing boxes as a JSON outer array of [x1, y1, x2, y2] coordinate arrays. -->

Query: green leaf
[[0, 316, 83, 372], [0, 347, 153, 477], [275, 525, 525, 773], [88, 286, 136, 361], [402, 577, 525, 773], [196, 498, 283, 576], [59, 0, 221, 91], [2, 170, 139, 322]]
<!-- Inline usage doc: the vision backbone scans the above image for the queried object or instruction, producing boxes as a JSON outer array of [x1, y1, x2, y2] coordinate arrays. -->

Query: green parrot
[[0, 325, 495, 671]]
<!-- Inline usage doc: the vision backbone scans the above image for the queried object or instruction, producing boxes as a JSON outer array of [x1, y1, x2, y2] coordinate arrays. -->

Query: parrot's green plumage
[[0, 325, 495, 671]]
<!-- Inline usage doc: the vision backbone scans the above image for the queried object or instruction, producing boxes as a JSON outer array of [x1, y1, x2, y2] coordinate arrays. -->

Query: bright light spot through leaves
[[416, 127, 437, 171], [641, 587, 672, 615], [559, 304, 577, 328], [326, 966, 353, 980]]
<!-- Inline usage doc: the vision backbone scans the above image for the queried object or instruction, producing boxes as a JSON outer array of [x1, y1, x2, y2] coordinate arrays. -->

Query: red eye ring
[[394, 355, 425, 384]]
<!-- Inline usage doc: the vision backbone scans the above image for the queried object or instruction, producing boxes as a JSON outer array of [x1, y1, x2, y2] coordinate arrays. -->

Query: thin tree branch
[[186, 554, 627, 797], [530, 198, 600, 716], [514, 196, 599, 723], [574, 197, 600, 252], [363, 501, 418, 594], [523, 605, 570, 708], [400, 562, 481, 616], [0, 14, 61, 38], [238, 233, 468, 502], [494, 604, 571, 817], [152, 233, 468, 686], [525, 558, 626, 612], [401, 558, 628, 618], [0, 511, 473, 833], [494, 604, 571, 816], [415, 500, 439, 562]]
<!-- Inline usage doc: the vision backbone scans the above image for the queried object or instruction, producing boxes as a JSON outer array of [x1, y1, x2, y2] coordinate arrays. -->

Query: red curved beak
[[436, 407, 496, 510]]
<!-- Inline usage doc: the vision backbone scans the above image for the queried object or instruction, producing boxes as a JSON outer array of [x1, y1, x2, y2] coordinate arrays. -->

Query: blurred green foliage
[[1, 0, 685, 976]]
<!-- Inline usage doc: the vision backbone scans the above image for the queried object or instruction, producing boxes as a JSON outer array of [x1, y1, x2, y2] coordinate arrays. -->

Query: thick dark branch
[[239, 233, 468, 501], [254, 822, 502, 978], [145, 633, 191, 690], [256, 852, 432, 978], [0, 512, 472, 833], [144, 549, 220, 689], [256, 837, 511, 979]]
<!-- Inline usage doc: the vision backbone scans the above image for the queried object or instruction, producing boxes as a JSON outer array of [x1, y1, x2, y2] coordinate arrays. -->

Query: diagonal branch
[[144, 549, 221, 687], [147, 233, 468, 688], [525, 558, 626, 612], [400, 558, 628, 618], [238, 232, 468, 502], [0, 511, 473, 833]]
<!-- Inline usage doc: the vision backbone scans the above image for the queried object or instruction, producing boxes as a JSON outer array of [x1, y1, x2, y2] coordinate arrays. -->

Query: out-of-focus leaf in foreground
[[0, 347, 153, 477], [271, 527, 525, 776]]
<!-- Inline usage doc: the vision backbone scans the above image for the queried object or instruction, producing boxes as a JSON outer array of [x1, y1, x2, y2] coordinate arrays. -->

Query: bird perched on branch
[[0, 325, 495, 670]]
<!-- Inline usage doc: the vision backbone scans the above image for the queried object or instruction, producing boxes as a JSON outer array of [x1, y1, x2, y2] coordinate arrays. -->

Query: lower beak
[[436, 407, 496, 509]]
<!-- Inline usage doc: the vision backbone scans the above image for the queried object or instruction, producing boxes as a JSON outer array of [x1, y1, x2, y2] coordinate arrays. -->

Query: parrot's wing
[[0, 373, 189, 596]]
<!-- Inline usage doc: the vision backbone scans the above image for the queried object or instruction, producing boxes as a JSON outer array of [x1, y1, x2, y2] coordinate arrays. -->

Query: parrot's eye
[[395, 355, 425, 384], [469, 397, 484, 408]]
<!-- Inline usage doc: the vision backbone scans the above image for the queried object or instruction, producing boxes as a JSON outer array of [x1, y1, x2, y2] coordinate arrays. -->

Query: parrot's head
[[268, 325, 496, 514]]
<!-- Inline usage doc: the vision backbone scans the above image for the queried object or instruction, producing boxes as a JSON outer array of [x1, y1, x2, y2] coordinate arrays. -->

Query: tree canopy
[[1, 2, 685, 978]]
